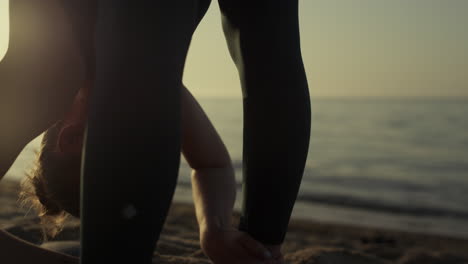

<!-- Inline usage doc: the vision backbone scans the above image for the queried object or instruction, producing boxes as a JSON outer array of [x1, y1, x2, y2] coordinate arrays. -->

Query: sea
[[4, 97, 468, 238]]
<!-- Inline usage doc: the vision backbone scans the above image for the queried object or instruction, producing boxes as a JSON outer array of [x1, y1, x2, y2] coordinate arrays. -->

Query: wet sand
[[1, 179, 468, 263]]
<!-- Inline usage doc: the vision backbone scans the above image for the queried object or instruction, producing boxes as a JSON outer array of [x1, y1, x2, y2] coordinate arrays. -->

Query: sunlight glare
[[0, 0, 9, 61]]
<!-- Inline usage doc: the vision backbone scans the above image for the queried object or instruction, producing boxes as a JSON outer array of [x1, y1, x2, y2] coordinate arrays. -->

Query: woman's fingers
[[238, 232, 272, 261]]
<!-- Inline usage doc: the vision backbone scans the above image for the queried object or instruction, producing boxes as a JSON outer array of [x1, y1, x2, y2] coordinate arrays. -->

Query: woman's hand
[[264, 244, 286, 264], [200, 226, 283, 264]]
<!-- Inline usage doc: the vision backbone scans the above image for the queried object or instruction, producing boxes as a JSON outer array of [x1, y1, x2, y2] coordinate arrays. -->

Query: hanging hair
[[19, 120, 80, 240]]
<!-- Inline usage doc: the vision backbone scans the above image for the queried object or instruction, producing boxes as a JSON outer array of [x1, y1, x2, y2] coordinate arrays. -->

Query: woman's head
[[20, 120, 84, 238], [20, 88, 88, 238]]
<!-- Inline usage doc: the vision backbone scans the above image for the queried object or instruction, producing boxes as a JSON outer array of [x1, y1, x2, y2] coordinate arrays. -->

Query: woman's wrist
[[199, 214, 234, 234], [191, 166, 236, 234]]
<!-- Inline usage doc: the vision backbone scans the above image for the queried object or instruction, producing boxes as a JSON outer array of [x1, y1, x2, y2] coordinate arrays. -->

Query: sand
[[1, 179, 468, 264]]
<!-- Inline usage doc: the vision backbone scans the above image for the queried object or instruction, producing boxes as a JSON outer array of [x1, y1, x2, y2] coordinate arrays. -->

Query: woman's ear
[[57, 123, 84, 154]]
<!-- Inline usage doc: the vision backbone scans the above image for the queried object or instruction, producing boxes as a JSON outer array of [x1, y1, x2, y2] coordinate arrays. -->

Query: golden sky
[[0, 0, 7, 61], [1, 0, 467, 98]]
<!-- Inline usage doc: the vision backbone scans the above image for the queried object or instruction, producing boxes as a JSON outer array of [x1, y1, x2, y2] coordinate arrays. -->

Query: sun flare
[[0, 0, 9, 61]]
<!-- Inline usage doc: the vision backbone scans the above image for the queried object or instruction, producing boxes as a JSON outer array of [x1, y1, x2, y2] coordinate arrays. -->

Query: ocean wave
[[298, 193, 468, 219]]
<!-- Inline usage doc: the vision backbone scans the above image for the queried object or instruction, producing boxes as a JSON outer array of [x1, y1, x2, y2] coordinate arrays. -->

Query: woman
[[1, 0, 309, 262], [1, 0, 284, 263]]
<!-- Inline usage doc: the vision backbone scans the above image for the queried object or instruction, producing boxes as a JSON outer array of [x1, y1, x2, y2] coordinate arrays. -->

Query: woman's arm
[[180, 86, 274, 263], [1, 0, 87, 181], [180, 85, 236, 231], [0, 229, 78, 264]]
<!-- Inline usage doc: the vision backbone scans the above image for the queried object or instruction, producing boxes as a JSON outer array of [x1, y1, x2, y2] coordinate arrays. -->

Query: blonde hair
[[19, 121, 81, 240]]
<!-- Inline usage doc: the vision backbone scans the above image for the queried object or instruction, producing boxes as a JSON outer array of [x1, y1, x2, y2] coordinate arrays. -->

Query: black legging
[[218, 0, 311, 245], [64, 1, 212, 263], [62, 0, 310, 262]]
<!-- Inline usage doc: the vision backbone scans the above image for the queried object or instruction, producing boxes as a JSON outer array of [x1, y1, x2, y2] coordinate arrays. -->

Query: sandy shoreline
[[1, 179, 468, 263]]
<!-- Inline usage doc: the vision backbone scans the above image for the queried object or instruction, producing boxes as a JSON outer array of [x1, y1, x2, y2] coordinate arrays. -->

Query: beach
[[1, 179, 468, 263]]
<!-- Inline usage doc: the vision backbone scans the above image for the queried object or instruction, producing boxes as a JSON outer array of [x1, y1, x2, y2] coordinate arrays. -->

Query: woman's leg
[[80, 1, 199, 263], [218, 0, 311, 245]]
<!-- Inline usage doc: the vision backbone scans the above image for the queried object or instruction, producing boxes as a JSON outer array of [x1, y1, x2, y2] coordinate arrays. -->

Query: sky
[[0, 0, 7, 61], [1, 0, 467, 98]]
